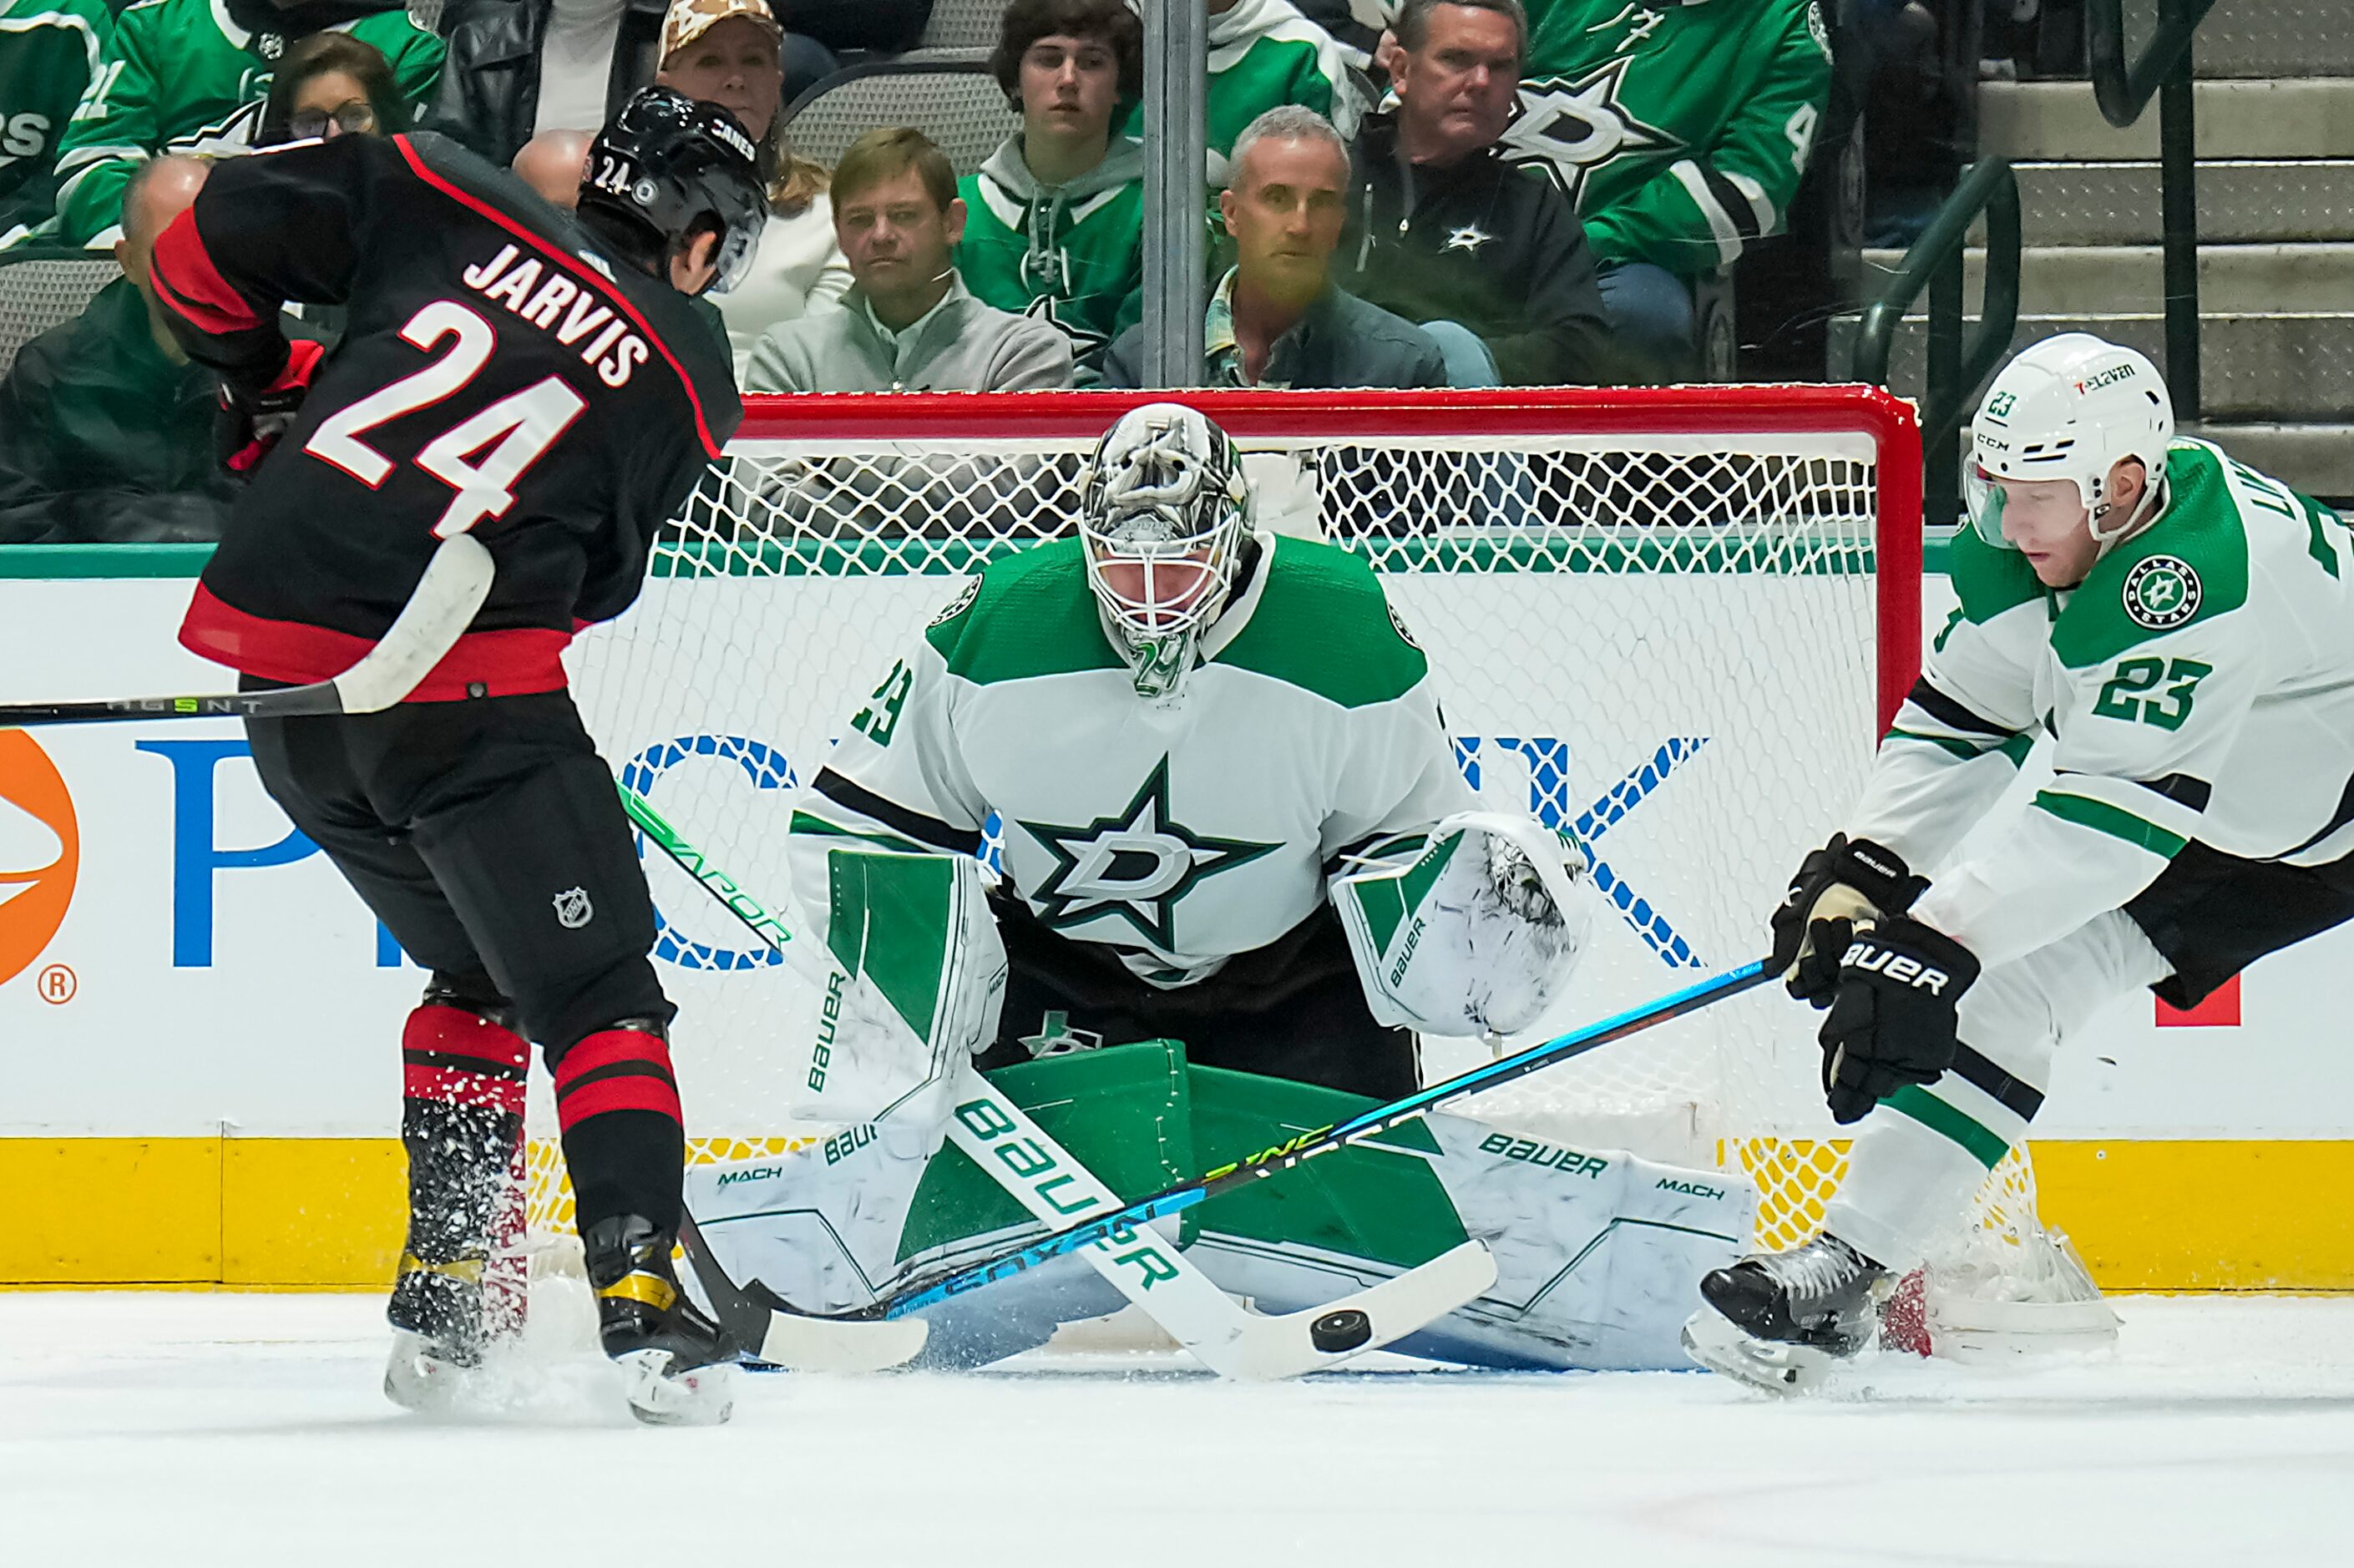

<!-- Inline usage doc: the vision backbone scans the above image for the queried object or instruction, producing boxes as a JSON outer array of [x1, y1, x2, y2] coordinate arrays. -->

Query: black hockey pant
[[243, 685, 681, 1236]]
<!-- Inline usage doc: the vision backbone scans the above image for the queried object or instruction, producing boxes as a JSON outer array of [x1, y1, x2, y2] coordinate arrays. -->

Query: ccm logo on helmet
[[1840, 939, 1952, 994]]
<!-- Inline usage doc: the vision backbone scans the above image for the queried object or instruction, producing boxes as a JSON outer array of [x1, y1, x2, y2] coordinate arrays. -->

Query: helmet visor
[[706, 205, 766, 294], [1963, 463, 2016, 548]]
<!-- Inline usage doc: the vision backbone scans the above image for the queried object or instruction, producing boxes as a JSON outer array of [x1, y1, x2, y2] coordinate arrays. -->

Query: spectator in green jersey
[[0, 0, 111, 243]]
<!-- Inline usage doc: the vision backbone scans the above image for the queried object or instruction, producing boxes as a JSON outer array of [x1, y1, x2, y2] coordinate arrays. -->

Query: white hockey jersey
[[1852, 439, 2354, 969], [787, 530, 1477, 986]]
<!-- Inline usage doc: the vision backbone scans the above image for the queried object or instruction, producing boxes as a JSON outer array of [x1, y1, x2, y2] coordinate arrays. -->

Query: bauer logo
[[0, 731, 78, 988]]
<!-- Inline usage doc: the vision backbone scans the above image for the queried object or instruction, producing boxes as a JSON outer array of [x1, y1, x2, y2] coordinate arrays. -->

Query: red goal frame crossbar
[[733, 385, 1925, 730]]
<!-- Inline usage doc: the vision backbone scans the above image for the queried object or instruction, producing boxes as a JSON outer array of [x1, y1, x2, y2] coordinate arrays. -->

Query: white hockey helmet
[[1079, 402, 1253, 699], [1965, 333, 2174, 551]]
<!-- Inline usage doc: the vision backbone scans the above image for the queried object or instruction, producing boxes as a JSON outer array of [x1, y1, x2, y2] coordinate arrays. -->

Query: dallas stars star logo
[[1023, 293, 1111, 367], [1017, 756, 1277, 952], [1442, 223, 1496, 254], [1500, 55, 1682, 208]]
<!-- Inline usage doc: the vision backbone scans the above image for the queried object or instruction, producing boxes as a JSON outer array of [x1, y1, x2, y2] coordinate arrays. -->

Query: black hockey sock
[[553, 1024, 685, 1237], [399, 1002, 528, 1264]]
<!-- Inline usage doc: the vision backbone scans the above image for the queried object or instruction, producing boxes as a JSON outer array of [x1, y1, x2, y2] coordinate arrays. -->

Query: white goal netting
[[544, 386, 2045, 1275]]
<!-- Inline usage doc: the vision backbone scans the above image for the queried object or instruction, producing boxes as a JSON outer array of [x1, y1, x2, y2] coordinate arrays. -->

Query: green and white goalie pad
[[787, 845, 1007, 1131], [1329, 811, 1597, 1037], [685, 1040, 1753, 1372]]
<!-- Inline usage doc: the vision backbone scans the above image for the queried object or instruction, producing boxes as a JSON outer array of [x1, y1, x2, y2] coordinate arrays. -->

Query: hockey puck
[[1309, 1308, 1373, 1353]]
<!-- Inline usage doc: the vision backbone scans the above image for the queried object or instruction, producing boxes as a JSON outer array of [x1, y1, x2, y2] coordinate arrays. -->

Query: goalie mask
[[1965, 333, 2173, 555], [1079, 402, 1252, 700]]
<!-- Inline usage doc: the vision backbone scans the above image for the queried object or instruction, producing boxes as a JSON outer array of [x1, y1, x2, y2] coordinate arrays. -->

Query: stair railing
[[2088, 0, 2218, 419], [1851, 157, 2022, 527]]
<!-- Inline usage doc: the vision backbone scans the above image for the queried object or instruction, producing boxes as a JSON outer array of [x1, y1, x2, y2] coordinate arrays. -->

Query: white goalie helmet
[[1079, 402, 1253, 700], [1965, 333, 2174, 552]]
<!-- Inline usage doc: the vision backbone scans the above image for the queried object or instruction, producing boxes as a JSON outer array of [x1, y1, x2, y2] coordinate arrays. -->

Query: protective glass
[[1962, 462, 2014, 548]]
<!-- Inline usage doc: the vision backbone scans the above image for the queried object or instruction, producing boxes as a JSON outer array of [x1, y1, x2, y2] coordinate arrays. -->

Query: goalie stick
[[619, 783, 1496, 1378], [0, 533, 499, 726]]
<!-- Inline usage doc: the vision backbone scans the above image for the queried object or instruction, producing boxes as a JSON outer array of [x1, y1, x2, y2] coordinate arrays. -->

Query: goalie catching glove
[[1770, 833, 1929, 1007], [1331, 812, 1596, 1038], [1818, 916, 1980, 1124]]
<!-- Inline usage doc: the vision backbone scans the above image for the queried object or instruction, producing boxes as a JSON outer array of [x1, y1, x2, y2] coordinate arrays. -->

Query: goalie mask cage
[[539, 384, 2042, 1272]]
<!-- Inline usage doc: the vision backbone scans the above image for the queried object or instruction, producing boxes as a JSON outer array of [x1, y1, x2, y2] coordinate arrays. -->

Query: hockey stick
[[622, 783, 1493, 1376], [708, 959, 1768, 1363], [882, 959, 1774, 1316], [0, 532, 498, 726], [725, 960, 1769, 1346], [945, 1070, 1496, 1378]]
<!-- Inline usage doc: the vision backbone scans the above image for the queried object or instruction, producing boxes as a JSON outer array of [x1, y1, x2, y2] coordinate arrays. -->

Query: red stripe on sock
[[150, 209, 263, 335], [403, 1062, 526, 1116], [402, 1004, 528, 1070], [554, 1073, 682, 1130], [554, 1028, 672, 1093]]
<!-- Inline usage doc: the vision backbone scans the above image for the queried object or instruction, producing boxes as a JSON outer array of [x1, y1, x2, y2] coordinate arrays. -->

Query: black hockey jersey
[[149, 130, 741, 700]]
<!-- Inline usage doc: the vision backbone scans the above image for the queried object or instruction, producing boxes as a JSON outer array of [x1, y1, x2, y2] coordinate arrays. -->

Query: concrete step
[[2169, 0, 2354, 78], [1830, 312, 2354, 421], [1918, 422, 2354, 504], [1861, 243, 2354, 316], [1973, 160, 2354, 245], [2179, 422, 2354, 498], [1979, 78, 2354, 160]]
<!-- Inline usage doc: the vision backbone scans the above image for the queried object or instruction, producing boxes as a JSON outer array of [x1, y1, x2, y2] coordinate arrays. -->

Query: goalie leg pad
[[787, 846, 1006, 1131], [1330, 812, 1597, 1038]]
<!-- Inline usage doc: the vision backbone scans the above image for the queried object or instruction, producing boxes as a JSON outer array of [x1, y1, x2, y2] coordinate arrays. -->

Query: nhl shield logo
[[552, 887, 595, 930], [2123, 554, 2201, 630]]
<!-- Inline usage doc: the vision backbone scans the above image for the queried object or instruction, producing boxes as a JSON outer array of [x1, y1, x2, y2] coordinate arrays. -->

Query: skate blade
[[383, 1328, 477, 1414], [616, 1348, 737, 1427], [1680, 1310, 1844, 1396]]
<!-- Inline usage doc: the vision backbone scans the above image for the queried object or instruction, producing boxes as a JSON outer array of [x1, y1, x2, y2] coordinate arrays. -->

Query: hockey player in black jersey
[[147, 87, 766, 1424]]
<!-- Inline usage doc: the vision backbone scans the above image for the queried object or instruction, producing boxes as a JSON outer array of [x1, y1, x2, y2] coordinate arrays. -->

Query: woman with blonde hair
[[655, 0, 850, 375]]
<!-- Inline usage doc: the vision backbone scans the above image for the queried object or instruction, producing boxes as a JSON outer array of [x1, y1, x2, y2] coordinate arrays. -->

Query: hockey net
[[541, 386, 2054, 1305]]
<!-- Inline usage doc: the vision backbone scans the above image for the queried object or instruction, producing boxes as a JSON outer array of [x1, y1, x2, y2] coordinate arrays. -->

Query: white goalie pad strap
[[1329, 811, 1597, 1037], [786, 847, 1006, 1130]]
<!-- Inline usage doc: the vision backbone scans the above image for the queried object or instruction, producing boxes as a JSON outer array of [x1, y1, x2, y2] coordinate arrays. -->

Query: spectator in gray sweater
[[746, 128, 1073, 393], [1103, 107, 1443, 390]]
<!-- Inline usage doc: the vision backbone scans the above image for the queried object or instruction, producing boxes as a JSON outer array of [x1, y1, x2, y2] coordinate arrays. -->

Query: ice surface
[[3, 1292, 2351, 1567]]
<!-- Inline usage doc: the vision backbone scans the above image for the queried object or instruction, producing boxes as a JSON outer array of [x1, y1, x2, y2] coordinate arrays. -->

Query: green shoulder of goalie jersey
[[792, 529, 1477, 985]]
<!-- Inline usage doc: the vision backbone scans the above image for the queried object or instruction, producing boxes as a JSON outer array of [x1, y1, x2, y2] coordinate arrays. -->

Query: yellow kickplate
[[597, 1271, 679, 1313]]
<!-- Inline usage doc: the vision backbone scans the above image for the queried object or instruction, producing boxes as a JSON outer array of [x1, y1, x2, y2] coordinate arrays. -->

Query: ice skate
[[584, 1215, 739, 1426], [383, 1252, 492, 1413], [1683, 1232, 1886, 1393]]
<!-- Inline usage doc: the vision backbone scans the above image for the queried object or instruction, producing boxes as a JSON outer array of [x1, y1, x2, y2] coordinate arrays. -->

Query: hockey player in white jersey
[[1686, 333, 2354, 1389], [688, 403, 1757, 1372]]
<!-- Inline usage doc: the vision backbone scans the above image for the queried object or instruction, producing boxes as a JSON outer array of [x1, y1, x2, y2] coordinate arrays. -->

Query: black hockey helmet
[[578, 85, 768, 293]]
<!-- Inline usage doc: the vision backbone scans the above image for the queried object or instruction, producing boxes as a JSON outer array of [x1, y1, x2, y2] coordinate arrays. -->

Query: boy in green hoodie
[[956, 0, 1146, 385]]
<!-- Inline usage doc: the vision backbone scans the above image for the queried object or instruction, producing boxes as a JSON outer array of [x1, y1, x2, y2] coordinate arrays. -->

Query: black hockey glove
[[1769, 833, 1930, 1008], [1818, 917, 1981, 1125], [215, 338, 327, 475]]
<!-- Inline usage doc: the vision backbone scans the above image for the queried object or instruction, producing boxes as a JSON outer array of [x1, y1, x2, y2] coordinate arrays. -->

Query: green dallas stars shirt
[[29, 0, 443, 248], [1850, 441, 2354, 973], [0, 0, 109, 239], [1502, 0, 1832, 276], [788, 532, 1476, 987]]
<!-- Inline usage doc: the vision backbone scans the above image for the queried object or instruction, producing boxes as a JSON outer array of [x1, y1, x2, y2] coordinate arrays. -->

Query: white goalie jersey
[[789, 529, 1476, 985]]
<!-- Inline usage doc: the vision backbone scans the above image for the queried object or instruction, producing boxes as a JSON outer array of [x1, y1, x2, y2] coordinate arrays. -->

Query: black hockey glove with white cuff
[[1818, 917, 1981, 1125], [1769, 833, 1930, 1008]]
